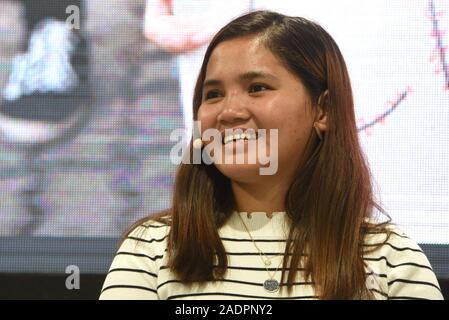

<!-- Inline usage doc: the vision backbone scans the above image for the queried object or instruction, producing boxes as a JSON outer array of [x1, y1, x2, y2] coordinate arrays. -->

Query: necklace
[[237, 212, 284, 293], [242, 212, 283, 265]]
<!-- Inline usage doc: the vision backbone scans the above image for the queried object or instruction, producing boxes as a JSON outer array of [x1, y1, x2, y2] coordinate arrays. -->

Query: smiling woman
[[99, 10, 443, 300], [197, 35, 321, 202]]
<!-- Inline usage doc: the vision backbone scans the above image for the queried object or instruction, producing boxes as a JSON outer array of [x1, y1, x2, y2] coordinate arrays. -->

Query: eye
[[249, 83, 269, 94], [204, 90, 222, 100]]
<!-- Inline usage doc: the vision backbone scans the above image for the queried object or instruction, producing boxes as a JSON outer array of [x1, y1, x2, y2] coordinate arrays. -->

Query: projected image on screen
[[0, 0, 447, 252], [0, 0, 183, 237]]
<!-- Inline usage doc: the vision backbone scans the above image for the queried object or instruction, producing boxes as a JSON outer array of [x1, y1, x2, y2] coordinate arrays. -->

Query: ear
[[314, 90, 328, 132]]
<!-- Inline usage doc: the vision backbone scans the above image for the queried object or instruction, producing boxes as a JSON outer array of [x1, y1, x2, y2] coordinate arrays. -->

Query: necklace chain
[[242, 214, 281, 264], [237, 212, 284, 280]]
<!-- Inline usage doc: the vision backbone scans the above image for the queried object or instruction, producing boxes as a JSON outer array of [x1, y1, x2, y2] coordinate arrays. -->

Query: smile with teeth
[[223, 132, 258, 145]]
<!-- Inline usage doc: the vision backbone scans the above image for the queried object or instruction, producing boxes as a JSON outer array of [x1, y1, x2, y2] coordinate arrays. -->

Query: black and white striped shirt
[[100, 211, 443, 300]]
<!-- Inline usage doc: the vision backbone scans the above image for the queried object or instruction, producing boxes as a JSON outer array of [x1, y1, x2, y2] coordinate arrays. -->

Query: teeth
[[223, 132, 257, 144]]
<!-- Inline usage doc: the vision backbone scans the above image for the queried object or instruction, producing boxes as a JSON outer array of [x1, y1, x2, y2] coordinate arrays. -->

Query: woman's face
[[197, 36, 317, 183]]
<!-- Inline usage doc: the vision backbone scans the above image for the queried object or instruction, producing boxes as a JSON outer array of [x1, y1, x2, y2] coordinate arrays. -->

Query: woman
[[100, 10, 443, 300]]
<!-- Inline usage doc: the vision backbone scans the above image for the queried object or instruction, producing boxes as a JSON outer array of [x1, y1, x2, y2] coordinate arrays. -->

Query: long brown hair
[[126, 10, 391, 299]]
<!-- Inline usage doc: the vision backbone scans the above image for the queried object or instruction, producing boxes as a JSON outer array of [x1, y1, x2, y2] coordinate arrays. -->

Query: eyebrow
[[202, 71, 278, 90]]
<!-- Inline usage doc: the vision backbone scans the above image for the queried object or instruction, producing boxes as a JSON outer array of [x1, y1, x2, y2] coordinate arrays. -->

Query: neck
[[231, 176, 290, 214]]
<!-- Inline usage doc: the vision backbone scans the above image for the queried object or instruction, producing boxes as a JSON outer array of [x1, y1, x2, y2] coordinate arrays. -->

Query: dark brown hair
[[126, 10, 391, 299]]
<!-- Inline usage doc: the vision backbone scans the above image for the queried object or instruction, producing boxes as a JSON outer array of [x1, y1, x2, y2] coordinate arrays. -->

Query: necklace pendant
[[264, 260, 271, 266], [263, 279, 280, 293]]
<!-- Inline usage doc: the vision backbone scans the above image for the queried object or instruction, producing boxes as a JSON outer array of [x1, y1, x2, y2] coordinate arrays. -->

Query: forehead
[[205, 36, 286, 77]]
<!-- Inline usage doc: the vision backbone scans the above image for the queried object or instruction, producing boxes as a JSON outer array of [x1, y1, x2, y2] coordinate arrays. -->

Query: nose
[[217, 91, 250, 126]]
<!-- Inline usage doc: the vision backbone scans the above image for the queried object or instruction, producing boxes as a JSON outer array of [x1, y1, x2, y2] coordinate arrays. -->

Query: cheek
[[274, 114, 312, 160], [197, 105, 217, 131], [286, 124, 309, 143]]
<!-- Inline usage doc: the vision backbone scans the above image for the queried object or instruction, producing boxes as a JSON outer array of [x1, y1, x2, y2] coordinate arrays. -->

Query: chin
[[214, 163, 267, 183]]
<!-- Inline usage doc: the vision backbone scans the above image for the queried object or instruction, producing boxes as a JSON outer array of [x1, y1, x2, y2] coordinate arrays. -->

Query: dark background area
[[0, 0, 181, 237], [0, 273, 447, 300]]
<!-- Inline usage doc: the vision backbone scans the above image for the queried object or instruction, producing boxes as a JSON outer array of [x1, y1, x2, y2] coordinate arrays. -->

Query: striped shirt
[[99, 211, 443, 300]]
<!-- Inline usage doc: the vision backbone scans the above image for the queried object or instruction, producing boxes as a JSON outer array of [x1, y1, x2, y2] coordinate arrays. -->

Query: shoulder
[[125, 215, 172, 249], [113, 214, 172, 262], [105, 216, 172, 275], [100, 216, 172, 300], [364, 223, 421, 252], [363, 223, 431, 268], [133, 215, 172, 235], [363, 224, 443, 300], [363, 224, 429, 261]]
